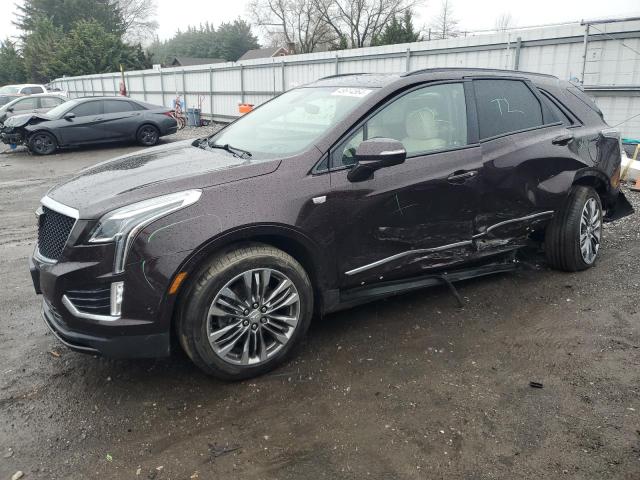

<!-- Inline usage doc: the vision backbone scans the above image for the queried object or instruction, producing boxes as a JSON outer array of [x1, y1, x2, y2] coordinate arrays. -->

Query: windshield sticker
[[331, 88, 372, 98]]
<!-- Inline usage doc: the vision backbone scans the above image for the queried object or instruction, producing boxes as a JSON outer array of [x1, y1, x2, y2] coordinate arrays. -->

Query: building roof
[[238, 47, 289, 61], [170, 57, 226, 67]]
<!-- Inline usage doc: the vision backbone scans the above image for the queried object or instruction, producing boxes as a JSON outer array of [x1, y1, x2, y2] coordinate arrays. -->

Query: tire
[[177, 243, 314, 380], [545, 186, 603, 272], [28, 131, 57, 155], [137, 124, 160, 146]]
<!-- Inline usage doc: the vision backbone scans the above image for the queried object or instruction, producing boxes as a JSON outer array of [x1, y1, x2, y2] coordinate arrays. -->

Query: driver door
[[326, 82, 483, 288]]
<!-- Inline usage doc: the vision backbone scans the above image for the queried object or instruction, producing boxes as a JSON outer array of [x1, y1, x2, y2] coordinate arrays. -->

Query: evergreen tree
[[0, 40, 27, 84], [372, 9, 421, 46]]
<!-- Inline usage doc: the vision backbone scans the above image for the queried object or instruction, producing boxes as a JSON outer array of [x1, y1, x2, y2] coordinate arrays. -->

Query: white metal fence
[[51, 18, 640, 138]]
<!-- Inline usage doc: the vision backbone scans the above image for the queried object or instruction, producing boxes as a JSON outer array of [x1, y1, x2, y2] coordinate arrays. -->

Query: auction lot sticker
[[331, 88, 373, 98]]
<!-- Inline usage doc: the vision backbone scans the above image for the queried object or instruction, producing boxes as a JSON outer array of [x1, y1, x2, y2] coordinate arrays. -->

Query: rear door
[[101, 100, 144, 140], [36, 96, 65, 114], [57, 100, 104, 144], [327, 81, 483, 287], [7, 96, 38, 118], [471, 78, 584, 253]]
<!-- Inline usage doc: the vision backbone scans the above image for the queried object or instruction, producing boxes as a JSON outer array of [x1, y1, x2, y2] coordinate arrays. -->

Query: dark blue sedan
[[1, 96, 178, 155]]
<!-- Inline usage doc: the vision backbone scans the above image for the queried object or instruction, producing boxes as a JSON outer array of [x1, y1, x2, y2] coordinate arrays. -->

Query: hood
[[3, 113, 51, 128], [47, 139, 281, 219]]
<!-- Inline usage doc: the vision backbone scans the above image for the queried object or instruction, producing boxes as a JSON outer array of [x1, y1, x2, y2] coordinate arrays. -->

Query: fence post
[[100, 76, 105, 95], [335, 54, 339, 75], [405, 48, 411, 72], [281, 61, 285, 92], [239, 64, 245, 104], [113, 75, 117, 96], [182, 69, 187, 109], [159, 68, 165, 107], [513, 37, 522, 70], [209, 66, 214, 119], [581, 23, 590, 84], [141, 73, 147, 101]]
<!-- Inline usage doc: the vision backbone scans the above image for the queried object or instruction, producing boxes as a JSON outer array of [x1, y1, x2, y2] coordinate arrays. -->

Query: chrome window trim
[[62, 295, 120, 322], [345, 211, 555, 276]]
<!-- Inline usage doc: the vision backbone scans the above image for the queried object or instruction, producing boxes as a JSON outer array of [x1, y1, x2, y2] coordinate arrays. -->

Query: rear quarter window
[[473, 79, 544, 139], [567, 86, 603, 118]]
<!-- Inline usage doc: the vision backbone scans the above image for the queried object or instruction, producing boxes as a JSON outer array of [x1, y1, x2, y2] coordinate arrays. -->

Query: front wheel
[[545, 186, 602, 272], [28, 131, 57, 155], [177, 244, 313, 380]]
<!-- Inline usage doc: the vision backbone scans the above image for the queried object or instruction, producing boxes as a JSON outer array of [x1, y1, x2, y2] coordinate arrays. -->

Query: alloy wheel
[[33, 134, 54, 154], [579, 197, 601, 264], [140, 126, 158, 145], [206, 268, 301, 366]]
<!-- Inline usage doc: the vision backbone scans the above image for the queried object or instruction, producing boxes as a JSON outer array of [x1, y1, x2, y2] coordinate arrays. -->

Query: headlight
[[89, 190, 202, 273]]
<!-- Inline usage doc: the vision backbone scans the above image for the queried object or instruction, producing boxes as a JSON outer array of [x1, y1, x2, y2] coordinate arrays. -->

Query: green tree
[[372, 9, 421, 46], [216, 20, 259, 61], [0, 40, 26, 85], [15, 0, 125, 36], [147, 19, 259, 64], [55, 20, 150, 77], [21, 16, 65, 82]]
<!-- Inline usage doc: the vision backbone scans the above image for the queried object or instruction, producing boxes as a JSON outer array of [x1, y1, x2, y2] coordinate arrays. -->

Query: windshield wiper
[[205, 140, 252, 159]]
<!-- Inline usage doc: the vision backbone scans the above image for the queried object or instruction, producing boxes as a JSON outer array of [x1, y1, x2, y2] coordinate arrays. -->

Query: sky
[[1, 0, 639, 42]]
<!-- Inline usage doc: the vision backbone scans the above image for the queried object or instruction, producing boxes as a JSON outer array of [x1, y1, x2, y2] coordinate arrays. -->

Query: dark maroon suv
[[30, 68, 632, 379]]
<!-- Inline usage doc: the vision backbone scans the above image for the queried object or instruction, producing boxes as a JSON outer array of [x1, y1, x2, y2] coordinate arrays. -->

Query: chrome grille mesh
[[38, 206, 75, 260]]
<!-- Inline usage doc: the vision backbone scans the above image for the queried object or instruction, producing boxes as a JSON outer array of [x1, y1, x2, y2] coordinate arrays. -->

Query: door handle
[[93, 117, 104, 121], [552, 133, 574, 145], [447, 170, 478, 183]]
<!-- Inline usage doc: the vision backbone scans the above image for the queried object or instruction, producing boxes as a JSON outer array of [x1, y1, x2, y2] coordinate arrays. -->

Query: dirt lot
[[0, 134, 638, 479]]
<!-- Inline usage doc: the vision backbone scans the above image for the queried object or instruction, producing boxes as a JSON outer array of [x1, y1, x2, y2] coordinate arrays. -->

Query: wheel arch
[[167, 224, 332, 336], [24, 127, 62, 145], [572, 168, 613, 208]]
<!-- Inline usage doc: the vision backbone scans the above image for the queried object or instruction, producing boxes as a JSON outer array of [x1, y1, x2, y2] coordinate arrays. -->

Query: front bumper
[[30, 250, 172, 359], [41, 297, 169, 358]]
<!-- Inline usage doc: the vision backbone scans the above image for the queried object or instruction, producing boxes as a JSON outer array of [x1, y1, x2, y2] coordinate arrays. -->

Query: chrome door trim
[[345, 240, 473, 276], [472, 210, 554, 239], [345, 211, 555, 276]]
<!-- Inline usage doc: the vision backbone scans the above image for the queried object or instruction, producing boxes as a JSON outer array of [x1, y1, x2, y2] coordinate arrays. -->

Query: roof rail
[[317, 72, 375, 80], [402, 67, 557, 79]]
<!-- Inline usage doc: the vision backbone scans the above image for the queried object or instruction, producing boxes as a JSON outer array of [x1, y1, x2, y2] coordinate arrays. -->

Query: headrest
[[405, 109, 437, 140]]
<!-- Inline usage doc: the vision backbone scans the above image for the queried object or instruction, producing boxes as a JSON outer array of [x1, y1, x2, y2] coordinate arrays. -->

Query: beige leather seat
[[402, 109, 446, 154]]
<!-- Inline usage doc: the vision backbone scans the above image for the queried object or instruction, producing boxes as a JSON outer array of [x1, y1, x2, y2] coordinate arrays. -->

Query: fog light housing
[[110, 282, 124, 317]]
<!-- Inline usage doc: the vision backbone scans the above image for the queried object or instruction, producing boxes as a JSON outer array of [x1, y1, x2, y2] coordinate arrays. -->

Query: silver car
[[0, 94, 68, 126]]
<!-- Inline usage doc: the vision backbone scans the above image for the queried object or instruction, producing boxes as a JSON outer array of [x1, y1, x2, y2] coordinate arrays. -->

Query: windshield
[[46, 99, 78, 118], [210, 86, 375, 159], [0, 86, 20, 94]]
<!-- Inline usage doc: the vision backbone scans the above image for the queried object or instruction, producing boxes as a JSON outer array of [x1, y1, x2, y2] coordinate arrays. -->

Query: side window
[[40, 97, 64, 108], [474, 80, 543, 139], [332, 83, 467, 169], [13, 98, 37, 111], [539, 91, 574, 125], [71, 101, 102, 117], [104, 100, 135, 114]]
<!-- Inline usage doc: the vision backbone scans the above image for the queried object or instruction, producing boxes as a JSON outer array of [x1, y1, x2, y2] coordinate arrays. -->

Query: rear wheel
[[137, 124, 160, 146], [177, 244, 313, 380], [545, 186, 602, 272], [28, 131, 57, 155]]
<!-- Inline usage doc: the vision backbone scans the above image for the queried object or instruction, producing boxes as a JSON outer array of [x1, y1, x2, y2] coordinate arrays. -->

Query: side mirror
[[7, 107, 13, 112], [63, 112, 75, 120], [347, 138, 406, 182]]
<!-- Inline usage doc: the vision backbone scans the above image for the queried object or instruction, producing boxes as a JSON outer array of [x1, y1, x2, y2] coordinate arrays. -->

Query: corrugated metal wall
[[51, 19, 640, 138]]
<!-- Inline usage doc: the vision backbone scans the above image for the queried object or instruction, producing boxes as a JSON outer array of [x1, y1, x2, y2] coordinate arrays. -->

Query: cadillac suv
[[30, 69, 632, 379]]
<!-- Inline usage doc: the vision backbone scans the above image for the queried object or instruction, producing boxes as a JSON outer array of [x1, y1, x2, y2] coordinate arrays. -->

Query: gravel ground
[[0, 139, 638, 479]]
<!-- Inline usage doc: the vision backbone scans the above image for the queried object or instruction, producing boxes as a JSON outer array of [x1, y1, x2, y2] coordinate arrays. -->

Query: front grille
[[65, 286, 111, 316], [38, 206, 75, 260]]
